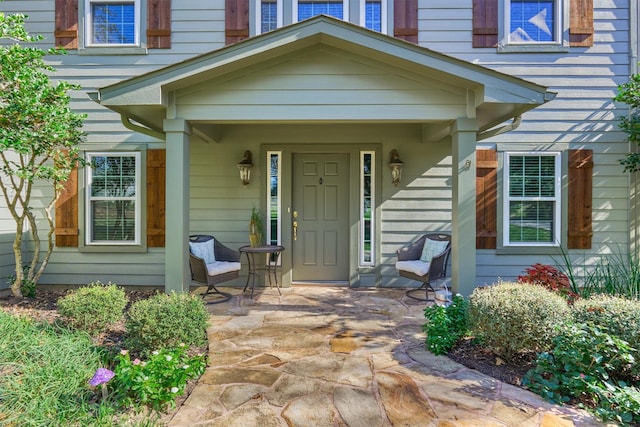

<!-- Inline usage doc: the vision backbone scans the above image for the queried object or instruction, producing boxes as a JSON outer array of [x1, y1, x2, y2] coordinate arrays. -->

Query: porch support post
[[164, 119, 192, 294], [451, 118, 478, 296]]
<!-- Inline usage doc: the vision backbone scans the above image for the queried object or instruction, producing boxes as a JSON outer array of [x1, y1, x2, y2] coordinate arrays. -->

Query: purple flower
[[88, 368, 115, 387]]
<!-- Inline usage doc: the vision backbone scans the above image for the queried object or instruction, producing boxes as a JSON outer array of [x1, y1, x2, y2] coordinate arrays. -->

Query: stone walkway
[[167, 286, 605, 427]]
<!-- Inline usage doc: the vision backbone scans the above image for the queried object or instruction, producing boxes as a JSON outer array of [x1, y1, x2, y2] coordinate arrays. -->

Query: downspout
[[120, 116, 166, 141], [87, 91, 166, 141], [476, 115, 522, 141]]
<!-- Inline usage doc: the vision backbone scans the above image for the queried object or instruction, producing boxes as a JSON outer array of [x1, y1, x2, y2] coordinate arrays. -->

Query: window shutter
[[147, 149, 166, 247], [476, 149, 498, 249], [394, 0, 418, 44], [569, 0, 593, 47], [472, 0, 498, 48], [55, 0, 78, 49], [568, 149, 593, 249], [147, 0, 171, 49], [226, 0, 249, 45], [55, 164, 79, 247]]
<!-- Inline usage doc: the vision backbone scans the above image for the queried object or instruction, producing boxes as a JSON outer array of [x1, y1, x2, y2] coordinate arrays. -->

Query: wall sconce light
[[388, 149, 404, 186], [237, 150, 253, 187]]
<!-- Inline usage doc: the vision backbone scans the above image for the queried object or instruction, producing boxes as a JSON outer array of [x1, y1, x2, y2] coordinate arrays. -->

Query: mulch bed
[[446, 337, 536, 386]]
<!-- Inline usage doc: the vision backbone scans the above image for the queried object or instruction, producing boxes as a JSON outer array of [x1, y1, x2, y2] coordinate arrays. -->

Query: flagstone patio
[[167, 286, 605, 427]]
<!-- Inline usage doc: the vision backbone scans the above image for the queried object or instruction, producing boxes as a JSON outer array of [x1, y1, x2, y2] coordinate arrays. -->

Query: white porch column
[[451, 118, 478, 296], [163, 119, 191, 294]]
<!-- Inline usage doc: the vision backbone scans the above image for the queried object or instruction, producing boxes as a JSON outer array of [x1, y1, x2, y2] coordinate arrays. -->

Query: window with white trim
[[499, 0, 569, 52], [257, 0, 387, 35], [85, 0, 140, 46], [503, 152, 560, 246], [86, 153, 141, 245], [507, 0, 559, 43], [360, 151, 375, 265]]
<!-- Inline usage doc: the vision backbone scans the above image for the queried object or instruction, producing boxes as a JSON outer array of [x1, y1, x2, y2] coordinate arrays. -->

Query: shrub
[[467, 282, 570, 359], [423, 295, 468, 355], [572, 294, 640, 374], [517, 263, 578, 302], [523, 322, 640, 425], [57, 282, 128, 335], [109, 345, 207, 411], [125, 292, 209, 354]]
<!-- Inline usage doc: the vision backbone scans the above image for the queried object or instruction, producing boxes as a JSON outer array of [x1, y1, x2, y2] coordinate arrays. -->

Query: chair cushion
[[189, 239, 216, 264], [206, 261, 241, 276], [395, 260, 431, 277], [420, 238, 449, 263]]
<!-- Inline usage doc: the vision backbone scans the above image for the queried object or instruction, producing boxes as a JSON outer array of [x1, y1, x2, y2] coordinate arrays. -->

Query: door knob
[[293, 220, 298, 241]]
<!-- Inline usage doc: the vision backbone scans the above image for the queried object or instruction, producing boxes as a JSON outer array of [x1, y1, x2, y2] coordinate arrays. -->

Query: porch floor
[[167, 286, 603, 427]]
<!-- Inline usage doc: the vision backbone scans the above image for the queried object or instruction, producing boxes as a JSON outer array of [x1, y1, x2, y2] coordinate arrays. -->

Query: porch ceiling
[[92, 16, 556, 137]]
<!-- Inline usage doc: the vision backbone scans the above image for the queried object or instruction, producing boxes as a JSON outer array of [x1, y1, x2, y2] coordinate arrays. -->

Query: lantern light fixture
[[237, 150, 253, 187], [388, 149, 404, 186]]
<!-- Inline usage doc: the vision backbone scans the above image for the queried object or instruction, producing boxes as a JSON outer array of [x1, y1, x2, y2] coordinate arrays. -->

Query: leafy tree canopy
[[0, 11, 86, 297], [614, 72, 640, 172]]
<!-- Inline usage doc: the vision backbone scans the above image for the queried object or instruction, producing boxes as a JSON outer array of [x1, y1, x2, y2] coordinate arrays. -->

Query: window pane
[[91, 200, 136, 241], [298, 0, 343, 21], [365, 0, 381, 31], [361, 153, 373, 264], [92, 2, 135, 44], [261, 0, 278, 33], [269, 153, 280, 247], [509, 155, 555, 198], [509, 200, 554, 243], [510, 0, 554, 42]]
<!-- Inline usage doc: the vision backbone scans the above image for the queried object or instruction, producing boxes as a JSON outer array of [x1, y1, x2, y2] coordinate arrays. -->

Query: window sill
[[497, 43, 569, 54], [78, 46, 148, 56], [496, 245, 563, 256], [78, 245, 148, 253]]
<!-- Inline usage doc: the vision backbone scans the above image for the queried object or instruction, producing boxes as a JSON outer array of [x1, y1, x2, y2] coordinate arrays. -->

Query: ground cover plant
[[0, 285, 209, 426]]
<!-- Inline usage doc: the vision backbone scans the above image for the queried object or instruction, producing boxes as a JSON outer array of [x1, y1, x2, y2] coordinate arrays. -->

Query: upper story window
[[86, 0, 140, 46], [507, 0, 558, 43], [294, 0, 347, 22], [86, 152, 141, 245], [498, 0, 568, 52], [503, 152, 561, 246], [362, 0, 383, 32], [261, 0, 279, 33], [257, 0, 386, 35]]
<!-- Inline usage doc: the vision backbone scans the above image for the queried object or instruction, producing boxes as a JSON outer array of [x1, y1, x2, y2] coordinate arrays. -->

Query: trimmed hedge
[[125, 292, 209, 354], [468, 282, 571, 359], [57, 282, 128, 335]]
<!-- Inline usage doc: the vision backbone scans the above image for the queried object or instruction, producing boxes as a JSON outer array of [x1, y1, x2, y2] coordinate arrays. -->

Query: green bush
[[468, 282, 570, 359], [523, 322, 639, 425], [423, 295, 468, 355], [572, 294, 640, 373], [125, 292, 209, 354], [57, 282, 128, 335]]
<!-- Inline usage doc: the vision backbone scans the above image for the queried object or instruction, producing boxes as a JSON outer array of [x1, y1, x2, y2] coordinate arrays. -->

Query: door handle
[[293, 220, 298, 241]]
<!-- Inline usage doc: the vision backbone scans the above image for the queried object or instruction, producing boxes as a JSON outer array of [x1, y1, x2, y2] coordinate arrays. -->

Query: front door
[[291, 153, 350, 282]]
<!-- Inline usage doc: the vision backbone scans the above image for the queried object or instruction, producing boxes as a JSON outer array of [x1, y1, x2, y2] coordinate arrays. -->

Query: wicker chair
[[188, 235, 241, 303], [395, 233, 451, 301]]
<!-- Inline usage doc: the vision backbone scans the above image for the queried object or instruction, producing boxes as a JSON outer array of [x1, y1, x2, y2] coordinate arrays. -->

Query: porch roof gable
[[93, 15, 556, 134]]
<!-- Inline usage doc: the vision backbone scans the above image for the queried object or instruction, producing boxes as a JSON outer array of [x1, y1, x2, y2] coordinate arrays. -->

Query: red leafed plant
[[517, 263, 578, 303]]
